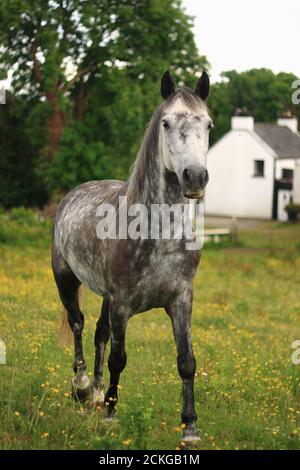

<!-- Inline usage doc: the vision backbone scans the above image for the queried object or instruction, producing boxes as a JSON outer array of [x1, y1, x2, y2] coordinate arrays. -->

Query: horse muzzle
[[181, 165, 209, 199]]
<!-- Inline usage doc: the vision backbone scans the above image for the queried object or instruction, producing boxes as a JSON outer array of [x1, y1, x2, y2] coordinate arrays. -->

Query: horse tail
[[57, 286, 84, 347]]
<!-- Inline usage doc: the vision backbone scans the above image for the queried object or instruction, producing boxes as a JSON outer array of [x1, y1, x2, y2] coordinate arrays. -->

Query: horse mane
[[127, 87, 207, 204]]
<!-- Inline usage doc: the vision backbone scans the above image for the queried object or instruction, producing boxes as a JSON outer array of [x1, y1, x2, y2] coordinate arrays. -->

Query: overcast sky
[[183, 0, 300, 82]]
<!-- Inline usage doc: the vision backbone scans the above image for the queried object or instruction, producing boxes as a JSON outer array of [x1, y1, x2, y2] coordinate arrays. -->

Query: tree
[[0, 0, 208, 162], [0, 94, 47, 207], [209, 69, 300, 145]]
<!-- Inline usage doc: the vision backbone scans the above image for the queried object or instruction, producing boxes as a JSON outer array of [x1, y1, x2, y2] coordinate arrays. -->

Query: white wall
[[277, 117, 299, 133], [205, 130, 275, 219], [231, 116, 254, 131], [294, 160, 300, 204]]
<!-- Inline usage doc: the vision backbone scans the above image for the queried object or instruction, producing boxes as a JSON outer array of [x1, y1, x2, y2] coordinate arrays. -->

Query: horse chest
[[108, 241, 200, 311]]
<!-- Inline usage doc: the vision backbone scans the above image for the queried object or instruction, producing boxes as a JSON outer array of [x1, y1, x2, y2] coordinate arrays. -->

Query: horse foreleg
[[166, 290, 200, 445], [92, 298, 110, 407], [105, 306, 128, 418]]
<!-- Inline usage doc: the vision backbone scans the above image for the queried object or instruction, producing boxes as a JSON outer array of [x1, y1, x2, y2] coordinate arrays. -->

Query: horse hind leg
[[92, 298, 110, 408], [52, 249, 90, 403], [105, 305, 128, 418]]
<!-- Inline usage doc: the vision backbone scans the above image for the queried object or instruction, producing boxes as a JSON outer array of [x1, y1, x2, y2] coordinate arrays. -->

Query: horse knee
[[71, 311, 84, 329], [177, 351, 196, 380]]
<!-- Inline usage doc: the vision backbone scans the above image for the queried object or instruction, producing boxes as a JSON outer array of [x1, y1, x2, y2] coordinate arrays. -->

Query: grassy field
[[0, 208, 300, 450]]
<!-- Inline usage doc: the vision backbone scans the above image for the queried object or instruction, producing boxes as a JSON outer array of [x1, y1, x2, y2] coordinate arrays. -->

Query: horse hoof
[[179, 424, 201, 448], [103, 416, 118, 425], [71, 375, 91, 403], [92, 386, 106, 409], [107, 407, 117, 419], [71, 386, 91, 403], [179, 435, 201, 448]]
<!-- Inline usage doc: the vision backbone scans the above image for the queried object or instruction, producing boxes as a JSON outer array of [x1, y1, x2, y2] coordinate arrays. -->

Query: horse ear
[[195, 71, 210, 101], [161, 71, 176, 99]]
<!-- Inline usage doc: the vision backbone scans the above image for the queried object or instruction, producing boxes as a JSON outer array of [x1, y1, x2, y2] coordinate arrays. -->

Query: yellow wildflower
[[122, 439, 132, 446]]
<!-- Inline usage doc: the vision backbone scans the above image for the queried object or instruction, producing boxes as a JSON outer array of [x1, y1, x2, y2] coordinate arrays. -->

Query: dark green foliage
[[209, 69, 300, 145], [45, 69, 148, 192], [284, 203, 300, 221], [0, 95, 47, 208], [0, 0, 208, 204]]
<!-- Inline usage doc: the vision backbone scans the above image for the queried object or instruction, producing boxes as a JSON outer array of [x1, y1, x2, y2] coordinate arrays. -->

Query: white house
[[205, 113, 300, 221]]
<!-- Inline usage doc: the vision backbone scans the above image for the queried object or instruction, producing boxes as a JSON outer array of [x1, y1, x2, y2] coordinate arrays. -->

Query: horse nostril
[[199, 169, 209, 187], [183, 168, 192, 184], [203, 169, 209, 185]]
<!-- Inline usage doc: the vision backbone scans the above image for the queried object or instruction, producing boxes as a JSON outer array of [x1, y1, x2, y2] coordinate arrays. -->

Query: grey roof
[[254, 124, 300, 159]]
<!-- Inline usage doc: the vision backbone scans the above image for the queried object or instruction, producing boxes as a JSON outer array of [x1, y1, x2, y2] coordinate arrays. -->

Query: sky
[[183, 0, 300, 82]]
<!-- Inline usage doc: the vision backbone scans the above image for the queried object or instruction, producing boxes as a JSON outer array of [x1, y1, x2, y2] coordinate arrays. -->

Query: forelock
[[164, 87, 207, 114]]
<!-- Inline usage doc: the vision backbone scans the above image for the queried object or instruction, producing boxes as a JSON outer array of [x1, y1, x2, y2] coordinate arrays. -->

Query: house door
[[277, 190, 291, 222]]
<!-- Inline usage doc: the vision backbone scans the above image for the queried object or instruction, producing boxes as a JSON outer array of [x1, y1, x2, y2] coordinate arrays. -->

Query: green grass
[[0, 212, 300, 450]]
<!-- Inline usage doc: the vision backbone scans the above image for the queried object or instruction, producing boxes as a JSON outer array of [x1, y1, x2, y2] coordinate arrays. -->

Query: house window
[[254, 160, 264, 177], [282, 168, 293, 180]]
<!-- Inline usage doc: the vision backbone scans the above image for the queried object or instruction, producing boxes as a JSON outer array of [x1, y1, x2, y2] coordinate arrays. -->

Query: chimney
[[277, 111, 298, 133], [231, 109, 254, 131]]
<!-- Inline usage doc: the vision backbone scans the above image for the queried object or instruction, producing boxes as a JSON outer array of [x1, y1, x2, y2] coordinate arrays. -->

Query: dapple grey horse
[[52, 70, 212, 444]]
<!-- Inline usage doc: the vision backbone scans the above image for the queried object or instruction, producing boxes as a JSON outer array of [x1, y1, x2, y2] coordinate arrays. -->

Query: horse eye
[[208, 121, 214, 130], [162, 120, 170, 130]]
